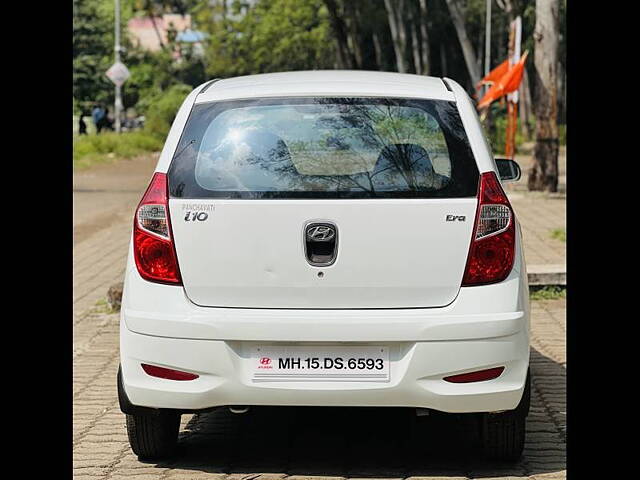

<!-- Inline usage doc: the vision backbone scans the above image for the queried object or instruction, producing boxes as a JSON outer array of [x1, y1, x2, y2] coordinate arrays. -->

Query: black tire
[[125, 412, 180, 459], [480, 409, 526, 461], [480, 370, 530, 461]]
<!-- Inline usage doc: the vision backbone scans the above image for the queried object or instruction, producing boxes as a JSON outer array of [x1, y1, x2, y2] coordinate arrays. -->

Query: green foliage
[[484, 104, 527, 155], [143, 83, 193, 138], [558, 124, 566, 145], [93, 297, 118, 314], [73, 0, 114, 107], [123, 48, 206, 114], [124, 51, 176, 112], [550, 228, 566, 243], [74, 0, 567, 155], [194, 0, 334, 78], [74, 0, 204, 114], [73, 131, 163, 169], [530, 286, 566, 301]]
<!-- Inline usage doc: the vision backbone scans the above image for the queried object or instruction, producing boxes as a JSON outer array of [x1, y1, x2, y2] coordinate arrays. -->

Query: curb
[[527, 264, 566, 286]]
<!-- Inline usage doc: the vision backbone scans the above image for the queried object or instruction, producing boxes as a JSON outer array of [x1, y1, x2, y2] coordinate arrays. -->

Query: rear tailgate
[[167, 96, 480, 309], [170, 198, 476, 308]]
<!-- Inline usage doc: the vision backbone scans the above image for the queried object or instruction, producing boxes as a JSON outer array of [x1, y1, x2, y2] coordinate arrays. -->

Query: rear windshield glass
[[168, 97, 479, 199]]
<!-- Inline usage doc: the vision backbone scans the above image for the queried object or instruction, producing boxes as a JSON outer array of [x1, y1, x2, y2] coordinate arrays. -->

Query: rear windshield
[[168, 97, 479, 199]]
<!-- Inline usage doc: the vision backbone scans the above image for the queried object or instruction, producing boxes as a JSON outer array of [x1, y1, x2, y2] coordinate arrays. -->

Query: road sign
[[106, 61, 130, 87]]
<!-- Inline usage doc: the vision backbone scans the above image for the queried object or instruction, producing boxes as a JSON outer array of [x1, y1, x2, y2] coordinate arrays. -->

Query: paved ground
[[506, 145, 566, 266], [73, 298, 566, 480], [73, 150, 566, 479], [73, 154, 158, 326]]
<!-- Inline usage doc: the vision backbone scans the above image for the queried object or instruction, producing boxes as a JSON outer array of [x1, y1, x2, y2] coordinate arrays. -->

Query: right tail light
[[462, 171, 516, 286]]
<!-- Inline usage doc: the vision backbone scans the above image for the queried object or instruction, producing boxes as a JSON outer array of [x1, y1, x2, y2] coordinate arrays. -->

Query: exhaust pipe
[[229, 406, 250, 414]]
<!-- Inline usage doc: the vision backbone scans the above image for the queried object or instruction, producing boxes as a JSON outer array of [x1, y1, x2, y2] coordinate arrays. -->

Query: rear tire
[[125, 412, 180, 459], [479, 370, 530, 461], [480, 409, 526, 461]]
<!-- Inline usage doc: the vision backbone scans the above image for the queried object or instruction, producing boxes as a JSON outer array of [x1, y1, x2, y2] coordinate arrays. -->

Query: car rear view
[[118, 71, 530, 462]]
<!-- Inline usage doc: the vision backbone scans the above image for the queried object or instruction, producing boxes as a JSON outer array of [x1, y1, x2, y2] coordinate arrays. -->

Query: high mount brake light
[[133, 173, 182, 285], [462, 172, 516, 286]]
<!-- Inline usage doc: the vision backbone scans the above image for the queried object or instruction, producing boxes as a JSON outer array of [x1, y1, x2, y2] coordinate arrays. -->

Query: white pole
[[114, 0, 122, 133], [484, 0, 491, 96]]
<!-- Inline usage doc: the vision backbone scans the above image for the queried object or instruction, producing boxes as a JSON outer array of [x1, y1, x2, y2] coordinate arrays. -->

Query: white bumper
[[120, 238, 530, 413]]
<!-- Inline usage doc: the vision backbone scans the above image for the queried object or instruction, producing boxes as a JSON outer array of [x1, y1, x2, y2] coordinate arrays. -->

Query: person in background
[[78, 113, 88, 135], [103, 107, 114, 131], [92, 104, 106, 133]]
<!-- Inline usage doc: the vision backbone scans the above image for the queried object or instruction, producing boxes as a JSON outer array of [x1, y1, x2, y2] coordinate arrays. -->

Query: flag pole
[[504, 16, 521, 159], [484, 0, 491, 98], [114, 0, 122, 133]]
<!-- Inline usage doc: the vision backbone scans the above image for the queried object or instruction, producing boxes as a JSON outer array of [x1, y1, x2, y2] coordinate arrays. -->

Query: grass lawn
[[550, 228, 566, 243], [73, 131, 163, 170], [530, 285, 566, 301]]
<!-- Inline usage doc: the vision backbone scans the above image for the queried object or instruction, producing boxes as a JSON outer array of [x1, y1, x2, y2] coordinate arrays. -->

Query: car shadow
[[144, 347, 565, 479]]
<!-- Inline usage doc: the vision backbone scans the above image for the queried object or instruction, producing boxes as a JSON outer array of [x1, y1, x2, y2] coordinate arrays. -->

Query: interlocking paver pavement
[[73, 150, 567, 480], [510, 193, 565, 266], [73, 298, 566, 480], [506, 145, 566, 267]]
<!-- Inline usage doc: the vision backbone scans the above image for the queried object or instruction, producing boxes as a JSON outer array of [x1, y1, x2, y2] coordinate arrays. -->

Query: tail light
[[462, 172, 515, 286], [133, 173, 182, 285]]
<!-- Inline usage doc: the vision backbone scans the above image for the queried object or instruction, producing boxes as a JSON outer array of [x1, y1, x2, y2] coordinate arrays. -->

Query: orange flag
[[476, 58, 510, 90], [477, 51, 529, 109]]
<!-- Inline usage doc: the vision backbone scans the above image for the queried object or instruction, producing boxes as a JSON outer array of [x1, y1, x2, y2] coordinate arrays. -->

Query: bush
[[73, 83, 193, 170], [73, 131, 163, 169], [529, 286, 566, 301], [143, 84, 193, 138]]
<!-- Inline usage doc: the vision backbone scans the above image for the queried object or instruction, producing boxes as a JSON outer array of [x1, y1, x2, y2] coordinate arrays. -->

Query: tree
[[195, 0, 334, 78], [444, 0, 481, 86], [73, 0, 114, 108], [323, 0, 357, 68], [417, 0, 431, 74], [383, 0, 409, 73], [529, 0, 559, 191]]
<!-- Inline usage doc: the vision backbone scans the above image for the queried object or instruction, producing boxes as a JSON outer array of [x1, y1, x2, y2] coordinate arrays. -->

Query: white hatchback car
[[118, 70, 530, 461]]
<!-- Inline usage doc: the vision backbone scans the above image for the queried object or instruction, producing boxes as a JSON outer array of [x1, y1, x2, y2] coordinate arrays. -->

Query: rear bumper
[[121, 326, 529, 413], [120, 233, 529, 413]]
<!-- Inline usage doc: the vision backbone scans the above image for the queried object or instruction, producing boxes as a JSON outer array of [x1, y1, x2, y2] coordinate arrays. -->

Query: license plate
[[250, 346, 390, 382]]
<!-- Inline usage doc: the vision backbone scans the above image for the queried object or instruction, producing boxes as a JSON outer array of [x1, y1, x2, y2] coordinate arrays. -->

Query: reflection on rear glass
[[169, 98, 479, 199], [196, 102, 450, 193]]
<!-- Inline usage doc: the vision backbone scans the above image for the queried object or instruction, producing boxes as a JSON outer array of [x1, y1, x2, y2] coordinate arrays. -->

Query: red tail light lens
[[443, 366, 505, 383], [141, 363, 199, 381], [462, 172, 515, 286], [133, 173, 182, 285]]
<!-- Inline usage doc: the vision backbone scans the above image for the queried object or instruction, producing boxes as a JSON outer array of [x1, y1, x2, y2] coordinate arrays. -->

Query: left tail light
[[133, 172, 182, 285]]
